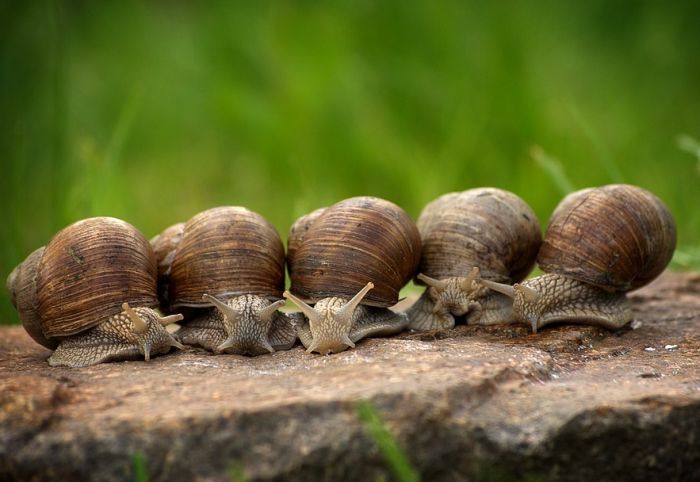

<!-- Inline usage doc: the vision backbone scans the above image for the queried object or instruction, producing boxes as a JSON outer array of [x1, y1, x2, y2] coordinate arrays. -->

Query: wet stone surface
[[1, 272, 699, 481]]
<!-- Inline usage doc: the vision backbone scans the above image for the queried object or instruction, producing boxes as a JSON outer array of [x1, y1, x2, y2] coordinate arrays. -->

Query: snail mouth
[[306, 337, 355, 355], [216, 337, 274, 356]]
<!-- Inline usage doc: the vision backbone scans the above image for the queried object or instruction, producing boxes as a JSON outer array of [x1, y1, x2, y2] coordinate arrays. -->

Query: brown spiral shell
[[169, 206, 285, 307], [150, 222, 185, 308], [416, 188, 542, 283], [537, 184, 676, 292], [286, 207, 326, 275], [6, 246, 57, 349], [36, 217, 158, 339], [151, 222, 185, 279], [287, 196, 422, 307]]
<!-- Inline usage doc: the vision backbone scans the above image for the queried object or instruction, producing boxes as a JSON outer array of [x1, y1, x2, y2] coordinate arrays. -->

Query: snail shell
[[150, 222, 185, 309], [36, 217, 159, 338], [537, 184, 676, 292], [165, 206, 295, 355], [482, 184, 676, 332], [7, 217, 183, 366], [169, 206, 285, 307], [6, 247, 56, 349], [417, 188, 541, 283], [288, 196, 421, 307], [285, 196, 422, 354], [286, 206, 326, 276], [407, 188, 541, 331]]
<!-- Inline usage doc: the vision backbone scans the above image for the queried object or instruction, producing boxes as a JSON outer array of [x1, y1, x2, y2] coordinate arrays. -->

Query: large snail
[[6, 217, 184, 367], [480, 184, 676, 332], [157, 206, 298, 356], [406, 188, 542, 331], [285, 196, 422, 354]]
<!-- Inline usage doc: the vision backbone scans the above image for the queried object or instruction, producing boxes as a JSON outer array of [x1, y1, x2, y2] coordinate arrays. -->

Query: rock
[[1, 271, 699, 481]]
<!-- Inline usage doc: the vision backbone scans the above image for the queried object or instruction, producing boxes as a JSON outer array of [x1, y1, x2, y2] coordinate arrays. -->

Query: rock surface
[[1, 272, 699, 481]]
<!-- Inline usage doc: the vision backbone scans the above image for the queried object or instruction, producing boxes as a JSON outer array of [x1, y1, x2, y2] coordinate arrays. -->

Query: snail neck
[[305, 297, 357, 355], [514, 273, 632, 332], [48, 306, 184, 367]]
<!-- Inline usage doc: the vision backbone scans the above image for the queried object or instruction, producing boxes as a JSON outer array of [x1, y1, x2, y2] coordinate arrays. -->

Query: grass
[[530, 145, 575, 196], [2, 1, 700, 324], [132, 452, 149, 482], [357, 400, 420, 482], [128, 402, 418, 481]]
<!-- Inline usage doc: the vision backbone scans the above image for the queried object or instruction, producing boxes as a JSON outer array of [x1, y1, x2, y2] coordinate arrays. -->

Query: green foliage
[[132, 452, 149, 482], [357, 400, 420, 482], [228, 463, 249, 482], [2, 1, 700, 324]]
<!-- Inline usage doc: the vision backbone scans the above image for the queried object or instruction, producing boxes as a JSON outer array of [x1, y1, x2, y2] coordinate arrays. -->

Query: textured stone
[[1, 272, 699, 481]]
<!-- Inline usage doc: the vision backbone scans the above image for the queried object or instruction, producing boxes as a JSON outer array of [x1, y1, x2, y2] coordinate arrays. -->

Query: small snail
[[406, 188, 542, 331], [480, 184, 676, 332], [284, 196, 422, 354], [162, 206, 297, 356], [6, 217, 184, 367]]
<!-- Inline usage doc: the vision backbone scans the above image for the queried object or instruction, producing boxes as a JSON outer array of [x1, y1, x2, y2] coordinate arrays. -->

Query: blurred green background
[[2, 0, 699, 325]]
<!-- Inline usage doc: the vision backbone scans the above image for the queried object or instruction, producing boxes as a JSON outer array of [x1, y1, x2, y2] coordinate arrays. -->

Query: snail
[[406, 188, 542, 331], [150, 221, 185, 311], [479, 184, 676, 332], [284, 196, 422, 354], [162, 206, 298, 356], [6, 217, 184, 367]]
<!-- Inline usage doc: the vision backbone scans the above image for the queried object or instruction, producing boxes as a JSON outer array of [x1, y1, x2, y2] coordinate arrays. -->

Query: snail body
[[6, 217, 184, 367], [285, 196, 422, 354], [162, 206, 297, 356], [407, 188, 542, 331], [481, 184, 676, 332]]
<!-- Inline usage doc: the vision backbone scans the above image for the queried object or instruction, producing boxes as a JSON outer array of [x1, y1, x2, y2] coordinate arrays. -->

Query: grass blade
[[677, 134, 700, 174], [671, 247, 700, 271], [132, 452, 149, 482], [357, 400, 420, 482], [530, 145, 575, 196], [568, 103, 624, 183]]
